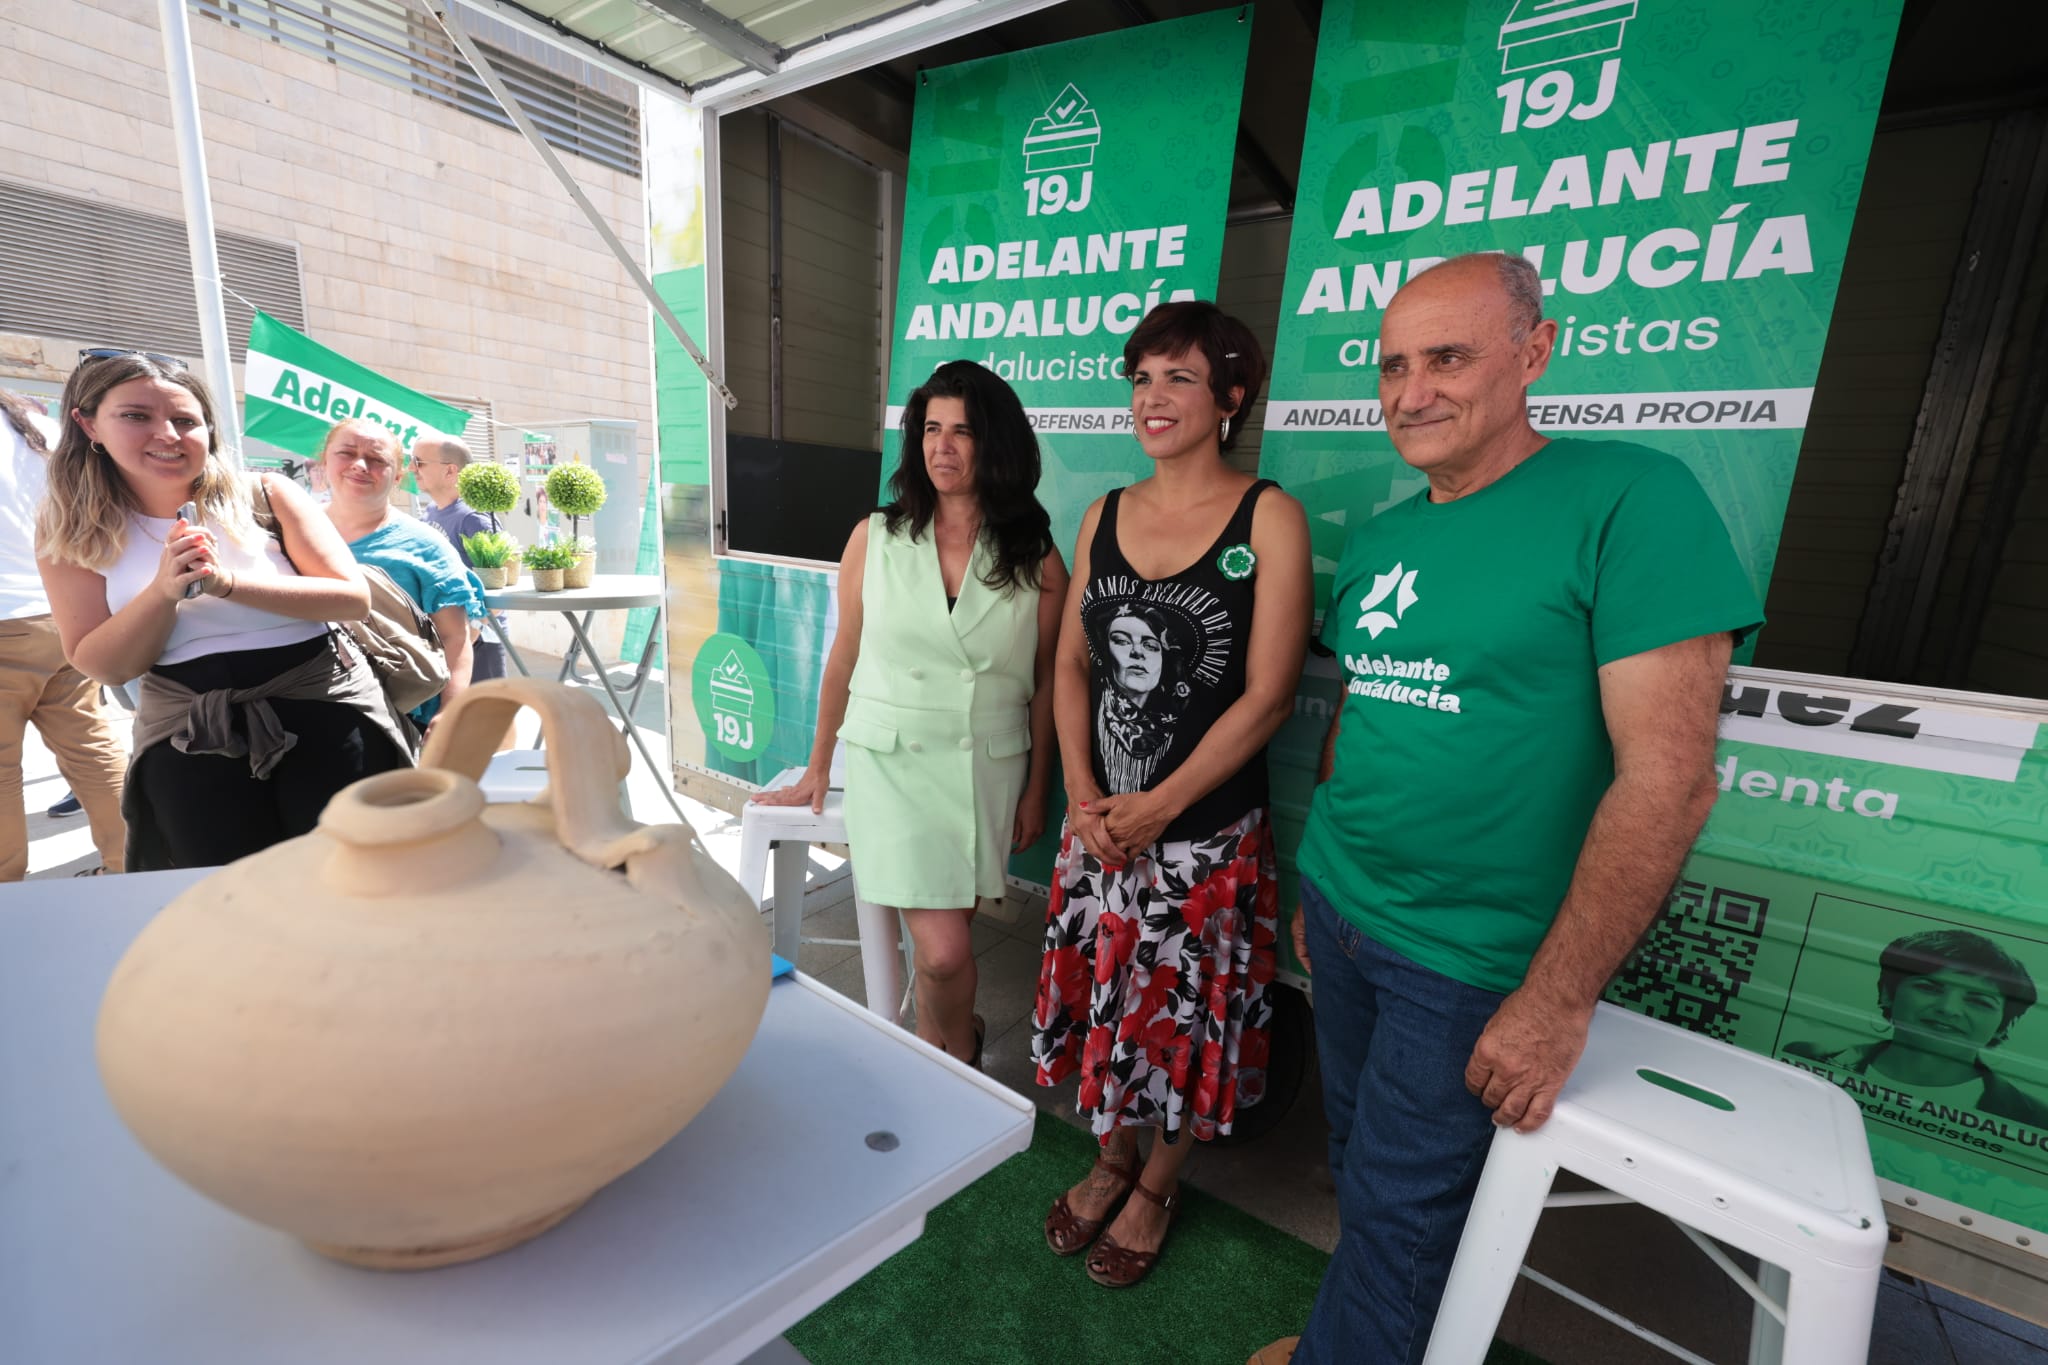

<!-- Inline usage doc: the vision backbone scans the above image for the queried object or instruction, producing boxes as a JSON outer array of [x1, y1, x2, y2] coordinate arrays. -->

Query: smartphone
[[176, 501, 203, 599]]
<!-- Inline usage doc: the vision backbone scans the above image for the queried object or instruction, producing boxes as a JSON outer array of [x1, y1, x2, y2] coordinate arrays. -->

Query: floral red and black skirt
[[1031, 806, 1279, 1146]]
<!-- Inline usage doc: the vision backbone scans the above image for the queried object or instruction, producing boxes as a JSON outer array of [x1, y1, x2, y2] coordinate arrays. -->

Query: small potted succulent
[[459, 461, 523, 583], [545, 463, 607, 589], [521, 539, 580, 592], [461, 530, 518, 590]]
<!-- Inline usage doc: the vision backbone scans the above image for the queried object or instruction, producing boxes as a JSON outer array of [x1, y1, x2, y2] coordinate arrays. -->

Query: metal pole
[[156, 0, 243, 458], [701, 108, 733, 555], [767, 112, 784, 441]]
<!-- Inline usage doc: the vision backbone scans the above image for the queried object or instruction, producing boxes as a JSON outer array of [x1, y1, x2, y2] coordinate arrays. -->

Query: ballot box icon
[[1498, 0, 1639, 75], [709, 650, 756, 719], [1024, 83, 1103, 173]]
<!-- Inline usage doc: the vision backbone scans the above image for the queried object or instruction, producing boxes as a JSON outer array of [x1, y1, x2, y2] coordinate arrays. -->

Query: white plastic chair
[[1422, 1003, 1886, 1365], [736, 760, 914, 1025]]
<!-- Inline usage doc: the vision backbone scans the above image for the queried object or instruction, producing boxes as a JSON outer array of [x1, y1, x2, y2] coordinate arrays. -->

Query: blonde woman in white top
[[37, 351, 407, 870]]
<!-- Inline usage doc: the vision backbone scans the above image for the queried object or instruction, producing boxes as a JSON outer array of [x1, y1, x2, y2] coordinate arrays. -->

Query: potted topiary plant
[[544, 463, 607, 589], [459, 461, 523, 584], [461, 530, 518, 590], [521, 539, 579, 593]]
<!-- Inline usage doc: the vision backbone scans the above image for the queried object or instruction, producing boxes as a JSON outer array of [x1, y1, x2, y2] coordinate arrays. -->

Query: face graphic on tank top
[[1106, 612, 1164, 696], [1081, 576, 1232, 792], [1078, 479, 1270, 814]]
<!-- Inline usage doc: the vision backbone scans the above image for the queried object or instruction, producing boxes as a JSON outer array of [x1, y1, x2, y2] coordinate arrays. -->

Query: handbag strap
[[249, 471, 357, 660], [250, 473, 282, 539]]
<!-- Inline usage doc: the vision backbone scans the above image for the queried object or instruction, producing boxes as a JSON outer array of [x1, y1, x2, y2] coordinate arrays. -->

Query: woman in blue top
[[317, 419, 484, 726]]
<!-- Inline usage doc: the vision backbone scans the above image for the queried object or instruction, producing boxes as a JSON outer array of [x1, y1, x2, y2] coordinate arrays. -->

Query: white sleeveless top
[[104, 511, 328, 665]]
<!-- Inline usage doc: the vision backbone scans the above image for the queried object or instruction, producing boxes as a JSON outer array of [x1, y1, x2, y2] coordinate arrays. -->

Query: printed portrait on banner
[[1777, 899, 2048, 1176]]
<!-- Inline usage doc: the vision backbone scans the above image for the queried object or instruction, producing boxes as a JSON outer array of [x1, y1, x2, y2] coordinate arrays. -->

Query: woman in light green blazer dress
[[753, 362, 1067, 1067]]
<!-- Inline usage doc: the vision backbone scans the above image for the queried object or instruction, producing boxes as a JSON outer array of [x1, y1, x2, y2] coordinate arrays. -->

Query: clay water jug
[[95, 678, 770, 1269]]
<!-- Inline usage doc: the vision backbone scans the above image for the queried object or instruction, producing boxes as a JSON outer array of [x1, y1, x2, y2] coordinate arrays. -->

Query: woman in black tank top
[[1032, 302, 1312, 1288], [1081, 478, 1275, 834]]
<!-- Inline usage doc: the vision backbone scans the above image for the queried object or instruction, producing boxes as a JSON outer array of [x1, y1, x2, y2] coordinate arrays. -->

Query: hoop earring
[[1219, 417, 1230, 443], [91, 441, 110, 457]]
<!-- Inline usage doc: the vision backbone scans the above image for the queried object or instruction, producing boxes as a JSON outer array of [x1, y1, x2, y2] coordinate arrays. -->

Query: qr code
[[1604, 881, 1770, 1041]]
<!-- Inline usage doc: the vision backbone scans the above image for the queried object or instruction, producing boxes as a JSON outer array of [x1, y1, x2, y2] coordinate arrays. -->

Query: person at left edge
[[320, 418, 487, 734], [753, 360, 1067, 1070], [2, 388, 126, 878], [36, 351, 409, 871]]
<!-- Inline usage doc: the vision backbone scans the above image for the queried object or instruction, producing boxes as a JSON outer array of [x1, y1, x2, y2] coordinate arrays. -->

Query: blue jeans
[[1295, 878, 1508, 1365]]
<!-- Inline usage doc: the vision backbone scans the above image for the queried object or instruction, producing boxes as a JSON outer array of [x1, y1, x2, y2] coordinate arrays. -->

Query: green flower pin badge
[[1217, 543, 1257, 581]]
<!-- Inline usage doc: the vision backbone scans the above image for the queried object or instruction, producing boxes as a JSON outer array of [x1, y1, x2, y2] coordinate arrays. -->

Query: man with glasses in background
[[410, 434, 515, 752], [409, 435, 509, 698]]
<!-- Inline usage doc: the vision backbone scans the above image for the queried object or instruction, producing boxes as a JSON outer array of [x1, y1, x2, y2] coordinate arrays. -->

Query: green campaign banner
[[883, 7, 1253, 544], [1608, 671, 2048, 1241], [243, 311, 470, 457], [1262, 0, 1903, 619]]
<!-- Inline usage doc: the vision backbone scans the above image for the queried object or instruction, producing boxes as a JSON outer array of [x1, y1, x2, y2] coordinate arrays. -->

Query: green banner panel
[[653, 265, 713, 489], [622, 460, 664, 669], [1264, 0, 1904, 621], [883, 7, 1254, 547]]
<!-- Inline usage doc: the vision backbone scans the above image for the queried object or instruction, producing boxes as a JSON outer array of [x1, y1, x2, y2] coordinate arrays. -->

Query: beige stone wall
[[2, 0, 656, 658]]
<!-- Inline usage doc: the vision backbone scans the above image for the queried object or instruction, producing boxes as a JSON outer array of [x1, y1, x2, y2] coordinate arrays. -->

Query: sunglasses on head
[[78, 347, 187, 369]]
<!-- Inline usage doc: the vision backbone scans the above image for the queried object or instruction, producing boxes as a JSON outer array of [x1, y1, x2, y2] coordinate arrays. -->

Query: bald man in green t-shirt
[[1277, 254, 1763, 1365]]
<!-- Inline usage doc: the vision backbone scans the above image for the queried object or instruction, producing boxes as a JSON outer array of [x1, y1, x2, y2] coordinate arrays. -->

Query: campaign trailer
[[623, 4, 2048, 1326], [131, 0, 2042, 1329]]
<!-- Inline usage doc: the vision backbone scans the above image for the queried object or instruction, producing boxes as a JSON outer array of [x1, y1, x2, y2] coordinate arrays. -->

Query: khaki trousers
[[0, 613, 126, 879]]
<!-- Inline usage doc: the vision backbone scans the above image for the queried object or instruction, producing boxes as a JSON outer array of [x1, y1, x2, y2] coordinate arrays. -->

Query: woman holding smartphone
[[37, 350, 410, 871]]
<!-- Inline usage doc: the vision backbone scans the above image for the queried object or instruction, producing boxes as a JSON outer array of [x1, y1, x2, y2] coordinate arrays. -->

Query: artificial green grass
[[787, 1110, 1548, 1365]]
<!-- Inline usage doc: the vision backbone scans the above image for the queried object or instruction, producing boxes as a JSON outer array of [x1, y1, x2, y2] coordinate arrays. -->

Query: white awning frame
[[161, 0, 1063, 438], [689, 0, 1067, 113], [446, 0, 1067, 111], [428, 0, 1066, 406], [429, 1, 741, 408]]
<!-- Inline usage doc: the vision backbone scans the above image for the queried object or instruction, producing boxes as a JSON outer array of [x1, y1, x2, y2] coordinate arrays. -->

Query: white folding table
[[0, 868, 1034, 1365], [482, 573, 665, 716]]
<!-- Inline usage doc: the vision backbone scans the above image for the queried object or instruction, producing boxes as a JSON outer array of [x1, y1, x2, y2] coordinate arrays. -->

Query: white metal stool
[[1423, 1003, 1886, 1365], [736, 764, 914, 1025]]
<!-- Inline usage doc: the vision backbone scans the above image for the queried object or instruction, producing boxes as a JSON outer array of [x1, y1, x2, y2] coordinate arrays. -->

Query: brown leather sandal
[[1084, 1180, 1179, 1288], [1043, 1152, 1139, 1256]]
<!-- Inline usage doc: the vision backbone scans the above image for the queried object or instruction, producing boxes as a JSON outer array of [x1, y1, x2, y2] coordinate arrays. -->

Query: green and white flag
[[243, 311, 468, 456]]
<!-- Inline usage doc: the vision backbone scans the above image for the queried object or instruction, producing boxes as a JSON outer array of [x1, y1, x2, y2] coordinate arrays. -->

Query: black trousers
[[131, 634, 407, 869]]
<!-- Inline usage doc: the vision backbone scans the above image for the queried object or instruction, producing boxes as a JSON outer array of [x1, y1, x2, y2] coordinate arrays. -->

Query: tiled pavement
[[15, 663, 2048, 1362]]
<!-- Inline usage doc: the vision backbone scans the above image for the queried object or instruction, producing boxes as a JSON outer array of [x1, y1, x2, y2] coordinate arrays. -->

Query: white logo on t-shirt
[[1356, 563, 1419, 639]]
